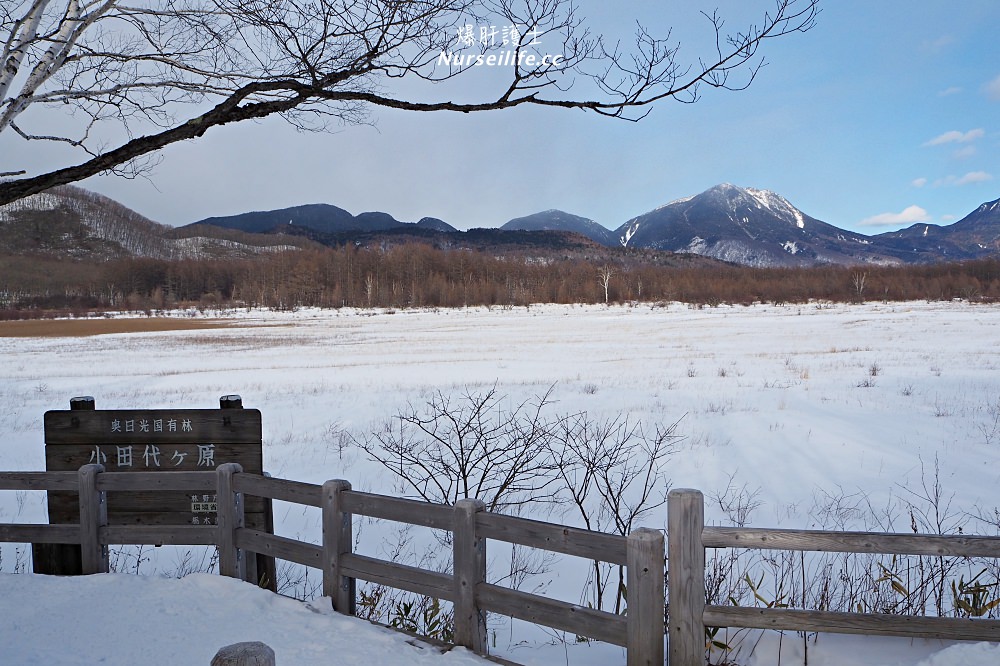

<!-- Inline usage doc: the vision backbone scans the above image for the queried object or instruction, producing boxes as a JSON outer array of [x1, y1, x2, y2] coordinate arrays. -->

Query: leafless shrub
[[552, 411, 683, 612], [355, 385, 562, 513]]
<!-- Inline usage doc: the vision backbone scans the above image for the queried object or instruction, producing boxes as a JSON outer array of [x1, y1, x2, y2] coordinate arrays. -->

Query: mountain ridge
[[3, 184, 998, 267]]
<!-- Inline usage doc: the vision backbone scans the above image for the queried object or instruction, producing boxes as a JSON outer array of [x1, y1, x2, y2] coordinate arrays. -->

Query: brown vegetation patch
[[0, 317, 232, 338]]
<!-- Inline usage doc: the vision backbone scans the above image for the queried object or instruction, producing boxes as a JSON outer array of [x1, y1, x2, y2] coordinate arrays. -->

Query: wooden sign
[[35, 396, 274, 588]]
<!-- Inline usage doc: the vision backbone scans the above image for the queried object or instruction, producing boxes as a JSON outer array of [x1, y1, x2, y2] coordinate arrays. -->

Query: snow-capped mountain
[[614, 183, 901, 267], [874, 196, 1000, 262]]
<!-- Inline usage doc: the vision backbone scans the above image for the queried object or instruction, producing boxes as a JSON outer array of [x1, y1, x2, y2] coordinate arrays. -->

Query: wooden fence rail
[[9, 473, 996, 665], [667, 488, 1000, 666], [0, 467, 663, 666]]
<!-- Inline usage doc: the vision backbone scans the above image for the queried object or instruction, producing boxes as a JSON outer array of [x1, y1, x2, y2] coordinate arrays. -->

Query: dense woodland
[[2, 243, 1000, 318]]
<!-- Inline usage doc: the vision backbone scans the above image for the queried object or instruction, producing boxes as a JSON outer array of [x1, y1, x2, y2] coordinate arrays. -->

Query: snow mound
[[915, 642, 1000, 666], [0, 573, 490, 666]]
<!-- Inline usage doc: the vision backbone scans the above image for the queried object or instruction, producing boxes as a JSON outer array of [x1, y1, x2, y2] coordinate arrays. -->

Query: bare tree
[[597, 264, 614, 304], [0, 0, 818, 204], [852, 271, 867, 302]]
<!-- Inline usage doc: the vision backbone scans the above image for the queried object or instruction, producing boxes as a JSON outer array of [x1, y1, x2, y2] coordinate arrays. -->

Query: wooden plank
[[626, 528, 665, 666], [703, 526, 1000, 558], [235, 529, 323, 567], [78, 464, 109, 574], [478, 583, 627, 647], [217, 463, 245, 580], [49, 492, 266, 514], [256, 492, 278, 593], [341, 491, 454, 530], [322, 480, 355, 614], [453, 499, 486, 654], [96, 471, 217, 491], [668, 489, 706, 666], [45, 443, 263, 475], [0, 471, 79, 490], [0, 524, 80, 544], [340, 553, 454, 601], [703, 606, 1000, 642], [235, 474, 322, 507], [101, 525, 218, 546], [476, 512, 627, 566], [44, 409, 262, 445], [47, 493, 267, 525]]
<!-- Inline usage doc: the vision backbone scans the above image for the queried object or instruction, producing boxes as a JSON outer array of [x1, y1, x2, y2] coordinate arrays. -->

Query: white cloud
[[933, 171, 995, 187], [955, 171, 993, 185], [924, 129, 985, 146], [922, 34, 954, 53], [860, 205, 931, 228], [911, 177, 927, 188], [940, 214, 956, 222], [985, 74, 1000, 101], [952, 145, 976, 159], [938, 86, 962, 97]]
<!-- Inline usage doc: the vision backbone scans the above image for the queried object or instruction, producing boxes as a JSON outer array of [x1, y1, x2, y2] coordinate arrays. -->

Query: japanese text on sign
[[88, 444, 216, 468]]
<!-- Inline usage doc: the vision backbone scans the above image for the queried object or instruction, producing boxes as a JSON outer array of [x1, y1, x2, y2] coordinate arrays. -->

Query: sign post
[[34, 396, 275, 590]]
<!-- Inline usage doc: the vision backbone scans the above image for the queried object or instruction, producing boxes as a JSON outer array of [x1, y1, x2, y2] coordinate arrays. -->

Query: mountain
[[5, 184, 999, 268], [616, 184, 916, 267], [874, 197, 1000, 262], [0, 185, 314, 259], [501, 210, 616, 245], [0, 185, 175, 258], [187, 206, 458, 235], [191, 204, 357, 234], [180, 186, 1000, 267], [260, 219, 608, 254], [416, 217, 457, 232]]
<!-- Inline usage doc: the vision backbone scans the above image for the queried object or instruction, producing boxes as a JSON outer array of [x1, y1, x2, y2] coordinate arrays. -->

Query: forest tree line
[[3, 243, 1000, 317]]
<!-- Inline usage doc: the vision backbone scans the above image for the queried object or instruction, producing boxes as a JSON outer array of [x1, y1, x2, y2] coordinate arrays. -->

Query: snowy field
[[1, 301, 999, 665]]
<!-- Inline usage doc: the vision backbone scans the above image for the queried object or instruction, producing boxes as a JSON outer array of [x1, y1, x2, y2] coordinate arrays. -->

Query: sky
[[8, 0, 1000, 232]]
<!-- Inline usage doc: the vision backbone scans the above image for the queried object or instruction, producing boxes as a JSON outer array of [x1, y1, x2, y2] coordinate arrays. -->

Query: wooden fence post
[[453, 498, 487, 654], [321, 479, 355, 614], [34, 396, 96, 575], [668, 489, 706, 666], [627, 528, 665, 666], [217, 463, 245, 581], [78, 463, 108, 574]]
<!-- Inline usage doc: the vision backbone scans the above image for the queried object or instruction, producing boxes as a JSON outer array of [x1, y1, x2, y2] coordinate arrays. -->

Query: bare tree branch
[[0, 0, 819, 205]]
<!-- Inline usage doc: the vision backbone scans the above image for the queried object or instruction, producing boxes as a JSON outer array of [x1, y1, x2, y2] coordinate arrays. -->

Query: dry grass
[[0, 317, 232, 338]]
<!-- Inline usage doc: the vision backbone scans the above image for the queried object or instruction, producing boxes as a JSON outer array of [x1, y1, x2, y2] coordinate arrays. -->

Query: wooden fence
[[6, 471, 999, 666], [667, 488, 1000, 666], [0, 464, 664, 666]]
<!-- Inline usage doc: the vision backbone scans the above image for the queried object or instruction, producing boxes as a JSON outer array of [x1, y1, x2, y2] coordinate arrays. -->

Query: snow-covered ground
[[0, 572, 491, 665], [1, 301, 999, 665]]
